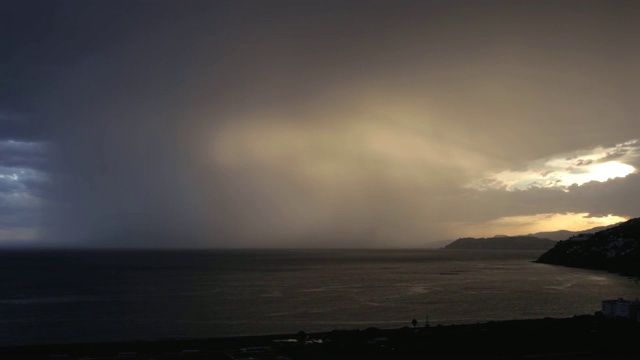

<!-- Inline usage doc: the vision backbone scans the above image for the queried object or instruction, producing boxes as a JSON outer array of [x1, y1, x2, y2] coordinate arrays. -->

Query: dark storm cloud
[[2, 0, 639, 247], [0, 196, 39, 227], [0, 115, 50, 240], [0, 140, 48, 169], [0, 114, 45, 142], [0, 166, 45, 241]]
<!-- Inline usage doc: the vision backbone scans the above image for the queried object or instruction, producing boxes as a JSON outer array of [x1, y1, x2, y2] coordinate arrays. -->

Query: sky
[[1, 0, 639, 248]]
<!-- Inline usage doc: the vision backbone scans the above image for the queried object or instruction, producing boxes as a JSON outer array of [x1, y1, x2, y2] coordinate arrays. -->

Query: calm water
[[0, 249, 639, 346]]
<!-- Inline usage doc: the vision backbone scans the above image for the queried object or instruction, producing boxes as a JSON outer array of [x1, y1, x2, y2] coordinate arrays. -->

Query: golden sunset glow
[[588, 162, 635, 182], [473, 141, 639, 191], [458, 213, 628, 238]]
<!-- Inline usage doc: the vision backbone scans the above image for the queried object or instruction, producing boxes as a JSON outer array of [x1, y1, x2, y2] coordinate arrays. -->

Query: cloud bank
[[1, 0, 640, 247]]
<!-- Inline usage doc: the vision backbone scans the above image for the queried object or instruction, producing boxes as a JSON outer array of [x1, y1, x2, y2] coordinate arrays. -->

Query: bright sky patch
[[473, 140, 639, 191], [458, 213, 627, 238]]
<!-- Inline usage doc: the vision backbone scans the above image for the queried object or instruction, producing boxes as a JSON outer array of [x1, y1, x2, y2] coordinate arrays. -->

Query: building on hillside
[[602, 298, 640, 320], [569, 233, 594, 241]]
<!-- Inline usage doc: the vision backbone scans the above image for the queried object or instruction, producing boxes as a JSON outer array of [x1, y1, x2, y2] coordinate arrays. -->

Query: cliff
[[536, 217, 640, 276], [444, 236, 555, 250]]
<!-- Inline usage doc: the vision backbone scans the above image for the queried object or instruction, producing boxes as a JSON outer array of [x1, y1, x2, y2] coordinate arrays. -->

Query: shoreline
[[3, 314, 640, 359], [533, 258, 640, 280]]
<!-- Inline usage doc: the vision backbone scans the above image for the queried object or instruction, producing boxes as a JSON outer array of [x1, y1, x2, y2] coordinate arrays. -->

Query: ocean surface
[[1, 249, 639, 346]]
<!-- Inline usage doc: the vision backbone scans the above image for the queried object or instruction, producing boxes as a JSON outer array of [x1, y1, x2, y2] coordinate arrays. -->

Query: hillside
[[528, 224, 618, 241], [536, 217, 640, 276], [444, 236, 556, 250]]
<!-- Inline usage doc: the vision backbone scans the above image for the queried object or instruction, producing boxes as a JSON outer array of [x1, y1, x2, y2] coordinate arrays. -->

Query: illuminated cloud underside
[[472, 140, 639, 191], [213, 116, 491, 185]]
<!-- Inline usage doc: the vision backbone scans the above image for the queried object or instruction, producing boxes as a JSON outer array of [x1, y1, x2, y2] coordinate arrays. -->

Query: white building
[[602, 298, 640, 320]]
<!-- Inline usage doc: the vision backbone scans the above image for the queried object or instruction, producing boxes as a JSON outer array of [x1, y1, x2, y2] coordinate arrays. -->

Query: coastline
[[533, 258, 640, 280], [3, 315, 640, 359]]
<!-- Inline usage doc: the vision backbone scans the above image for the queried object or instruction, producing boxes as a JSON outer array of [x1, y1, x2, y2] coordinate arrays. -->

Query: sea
[[0, 249, 639, 347]]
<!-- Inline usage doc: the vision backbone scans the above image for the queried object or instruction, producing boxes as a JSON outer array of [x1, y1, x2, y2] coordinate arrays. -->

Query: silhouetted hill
[[536, 217, 640, 276], [528, 224, 619, 241], [444, 236, 555, 250], [432, 224, 619, 249], [423, 239, 454, 249]]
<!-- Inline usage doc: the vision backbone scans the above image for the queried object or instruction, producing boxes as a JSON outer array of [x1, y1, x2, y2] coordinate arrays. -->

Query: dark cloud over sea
[[1, 0, 639, 247]]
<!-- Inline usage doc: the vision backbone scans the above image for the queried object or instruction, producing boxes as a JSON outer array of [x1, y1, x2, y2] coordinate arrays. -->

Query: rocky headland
[[536, 217, 640, 277]]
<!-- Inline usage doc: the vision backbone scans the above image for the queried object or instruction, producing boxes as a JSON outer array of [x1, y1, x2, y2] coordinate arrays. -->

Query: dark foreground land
[[3, 315, 640, 359]]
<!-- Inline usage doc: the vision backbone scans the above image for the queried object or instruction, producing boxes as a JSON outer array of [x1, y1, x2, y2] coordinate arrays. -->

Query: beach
[[3, 315, 640, 359]]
